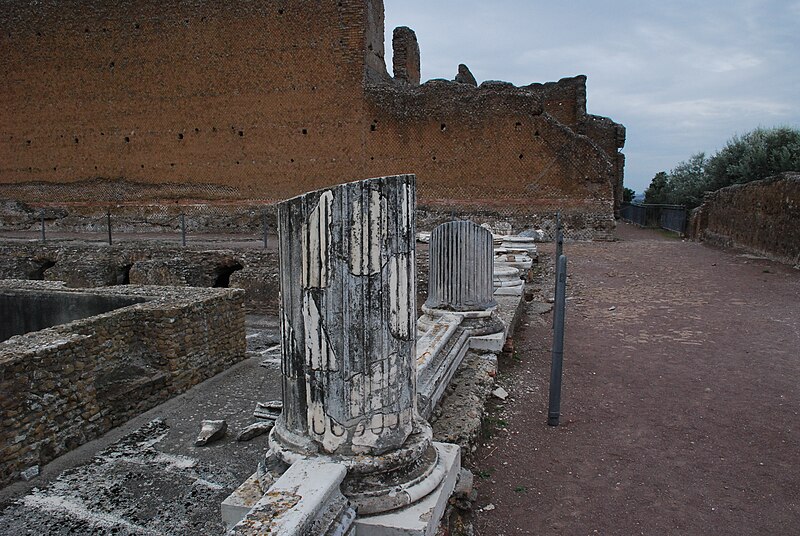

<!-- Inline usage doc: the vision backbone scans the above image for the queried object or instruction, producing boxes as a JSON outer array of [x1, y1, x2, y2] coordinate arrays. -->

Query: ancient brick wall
[[689, 173, 800, 265], [1, 1, 625, 235], [0, 282, 246, 486], [0, 0, 372, 197]]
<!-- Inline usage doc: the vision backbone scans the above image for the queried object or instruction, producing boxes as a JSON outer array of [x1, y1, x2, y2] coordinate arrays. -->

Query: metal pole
[[555, 211, 563, 261], [106, 210, 112, 245], [553, 212, 564, 327], [180, 213, 187, 247], [268, 208, 269, 249], [548, 254, 567, 426], [40, 210, 46, 242]]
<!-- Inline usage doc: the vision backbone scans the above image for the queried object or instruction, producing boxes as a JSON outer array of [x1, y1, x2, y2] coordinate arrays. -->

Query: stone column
[[270, 174, 443, 515], [416, 220, 505, 414], [424, 221, 496, 313]]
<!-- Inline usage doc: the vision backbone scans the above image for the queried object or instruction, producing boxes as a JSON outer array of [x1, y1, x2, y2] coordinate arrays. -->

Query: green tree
[[623, 187, 635, 204], [663, 152, 710, 208], [705, 126, 800, 191], [644, 171, 668, 204]]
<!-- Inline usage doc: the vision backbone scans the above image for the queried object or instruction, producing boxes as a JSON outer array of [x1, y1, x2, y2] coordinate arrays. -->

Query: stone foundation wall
[[689, 173, 800, 265], [0, 281, 246, 487], [0, 242, 280, 314]]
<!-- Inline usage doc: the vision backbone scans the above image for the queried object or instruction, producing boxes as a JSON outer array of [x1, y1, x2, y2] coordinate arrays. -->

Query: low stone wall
[[0, 281, 246, 487], [689, 173, 800, 266], [0, 242, 280, 315]]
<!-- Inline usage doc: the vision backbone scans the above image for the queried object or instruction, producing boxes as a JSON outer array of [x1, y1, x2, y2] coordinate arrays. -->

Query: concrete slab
[[354, 442, 461, 536]]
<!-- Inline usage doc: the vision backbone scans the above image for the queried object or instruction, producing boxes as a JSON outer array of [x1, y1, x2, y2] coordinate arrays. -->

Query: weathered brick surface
[[0, 281, 246, 487], [0, 1, 625, 237], [689, 173, 800, 265]]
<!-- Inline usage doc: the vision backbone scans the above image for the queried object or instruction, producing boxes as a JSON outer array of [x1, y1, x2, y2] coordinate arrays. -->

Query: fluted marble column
[[424, 221, 496, 312], [270, 174, 443, 515]]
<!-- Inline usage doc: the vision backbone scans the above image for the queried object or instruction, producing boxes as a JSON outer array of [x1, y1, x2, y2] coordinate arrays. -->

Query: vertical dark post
[[555, 211, 563, 262], [548, 254, 567, 426], [40, 210, 46, 242], [262, 208, 269, 249], [106, 210, 112, 245], [180, 213, 187, 247], [553, 212, 564, 327]]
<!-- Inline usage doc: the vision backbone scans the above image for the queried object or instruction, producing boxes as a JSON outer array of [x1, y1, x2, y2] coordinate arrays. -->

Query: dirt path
[[472, 224, 800, 535]]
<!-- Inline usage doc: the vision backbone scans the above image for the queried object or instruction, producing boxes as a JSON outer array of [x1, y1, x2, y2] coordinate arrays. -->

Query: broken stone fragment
[[453, 468, 474, 499], [253, 400, 282, 421], [236, 421, 274, 442], [20, 465, 39, 481], [195, 419, 227, 446], [492, 387, 509, 400], [518, 228, 546, 241], [455, 63, 477, 86]]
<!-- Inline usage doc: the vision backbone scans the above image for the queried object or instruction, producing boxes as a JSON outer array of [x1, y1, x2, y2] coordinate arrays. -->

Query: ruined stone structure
[[270, 174, 453, 519], [0, 242, 280, 314], [0, 281, 246, 487], [0, 0, 625, 234], [689, 172, 800, 266], [425, 221, 496, 312]]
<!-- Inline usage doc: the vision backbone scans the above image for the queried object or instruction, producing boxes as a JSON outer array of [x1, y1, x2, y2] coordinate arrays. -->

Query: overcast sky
[[384, 0, 800, 193]]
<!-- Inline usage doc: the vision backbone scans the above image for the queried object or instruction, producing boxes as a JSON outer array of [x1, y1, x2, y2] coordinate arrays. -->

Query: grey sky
[[384, 0, 800, 193]]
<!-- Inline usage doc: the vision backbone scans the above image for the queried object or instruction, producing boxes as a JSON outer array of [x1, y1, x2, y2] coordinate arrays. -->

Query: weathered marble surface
[[425, 221, 496, 313], [274, 175, 418, 457]]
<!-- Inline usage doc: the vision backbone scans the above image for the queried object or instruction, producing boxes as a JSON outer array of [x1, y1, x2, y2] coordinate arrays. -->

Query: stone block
[[228, 459, 352, 536]]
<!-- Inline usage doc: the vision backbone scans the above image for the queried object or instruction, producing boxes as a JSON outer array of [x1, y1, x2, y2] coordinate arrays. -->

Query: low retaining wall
[[0, 242, 280, 315], [0, 281, 246, 487], [689, 173, 800, 265]]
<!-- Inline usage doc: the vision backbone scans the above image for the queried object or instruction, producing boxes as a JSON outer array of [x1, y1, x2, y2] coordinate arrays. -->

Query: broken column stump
[[416, 220, 505, 418], [269, 174, 452, 516], [425, 220, 497, 313]]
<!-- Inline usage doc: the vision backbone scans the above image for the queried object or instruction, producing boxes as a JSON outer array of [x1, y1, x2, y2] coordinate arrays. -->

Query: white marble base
[[469, 331, 505, 352], [227, 459, 351, 535], [221, 472, 265, 531], [354, 442, 461, 536]]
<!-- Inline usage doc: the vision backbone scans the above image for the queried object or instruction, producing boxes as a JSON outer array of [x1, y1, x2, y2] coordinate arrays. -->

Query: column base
[[269, 418, 447, 515], [354, 442, 461, 536]]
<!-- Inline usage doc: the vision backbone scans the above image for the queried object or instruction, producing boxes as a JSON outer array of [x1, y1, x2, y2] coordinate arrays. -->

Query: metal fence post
[[180, 213, 187, 246], [548, 254, 568, 426], [106, 210, 112, 245], [40, 210, 46, 242]]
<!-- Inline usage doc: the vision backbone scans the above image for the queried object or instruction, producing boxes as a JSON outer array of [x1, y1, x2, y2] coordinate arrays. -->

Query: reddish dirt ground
[[472, 223, 800, 535]]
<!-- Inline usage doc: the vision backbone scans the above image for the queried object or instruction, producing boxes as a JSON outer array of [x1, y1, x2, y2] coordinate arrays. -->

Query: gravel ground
[[471, 223, 800, 535]]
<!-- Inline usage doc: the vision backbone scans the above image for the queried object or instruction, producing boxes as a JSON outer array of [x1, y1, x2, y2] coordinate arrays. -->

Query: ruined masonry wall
[[0, 242, 281, 315], [364, 82, 614, 208], [689, 173, 800, 266], [0, 1, 625, 236], [0, 282, 246, 487], [0, 1, 371, 197]]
